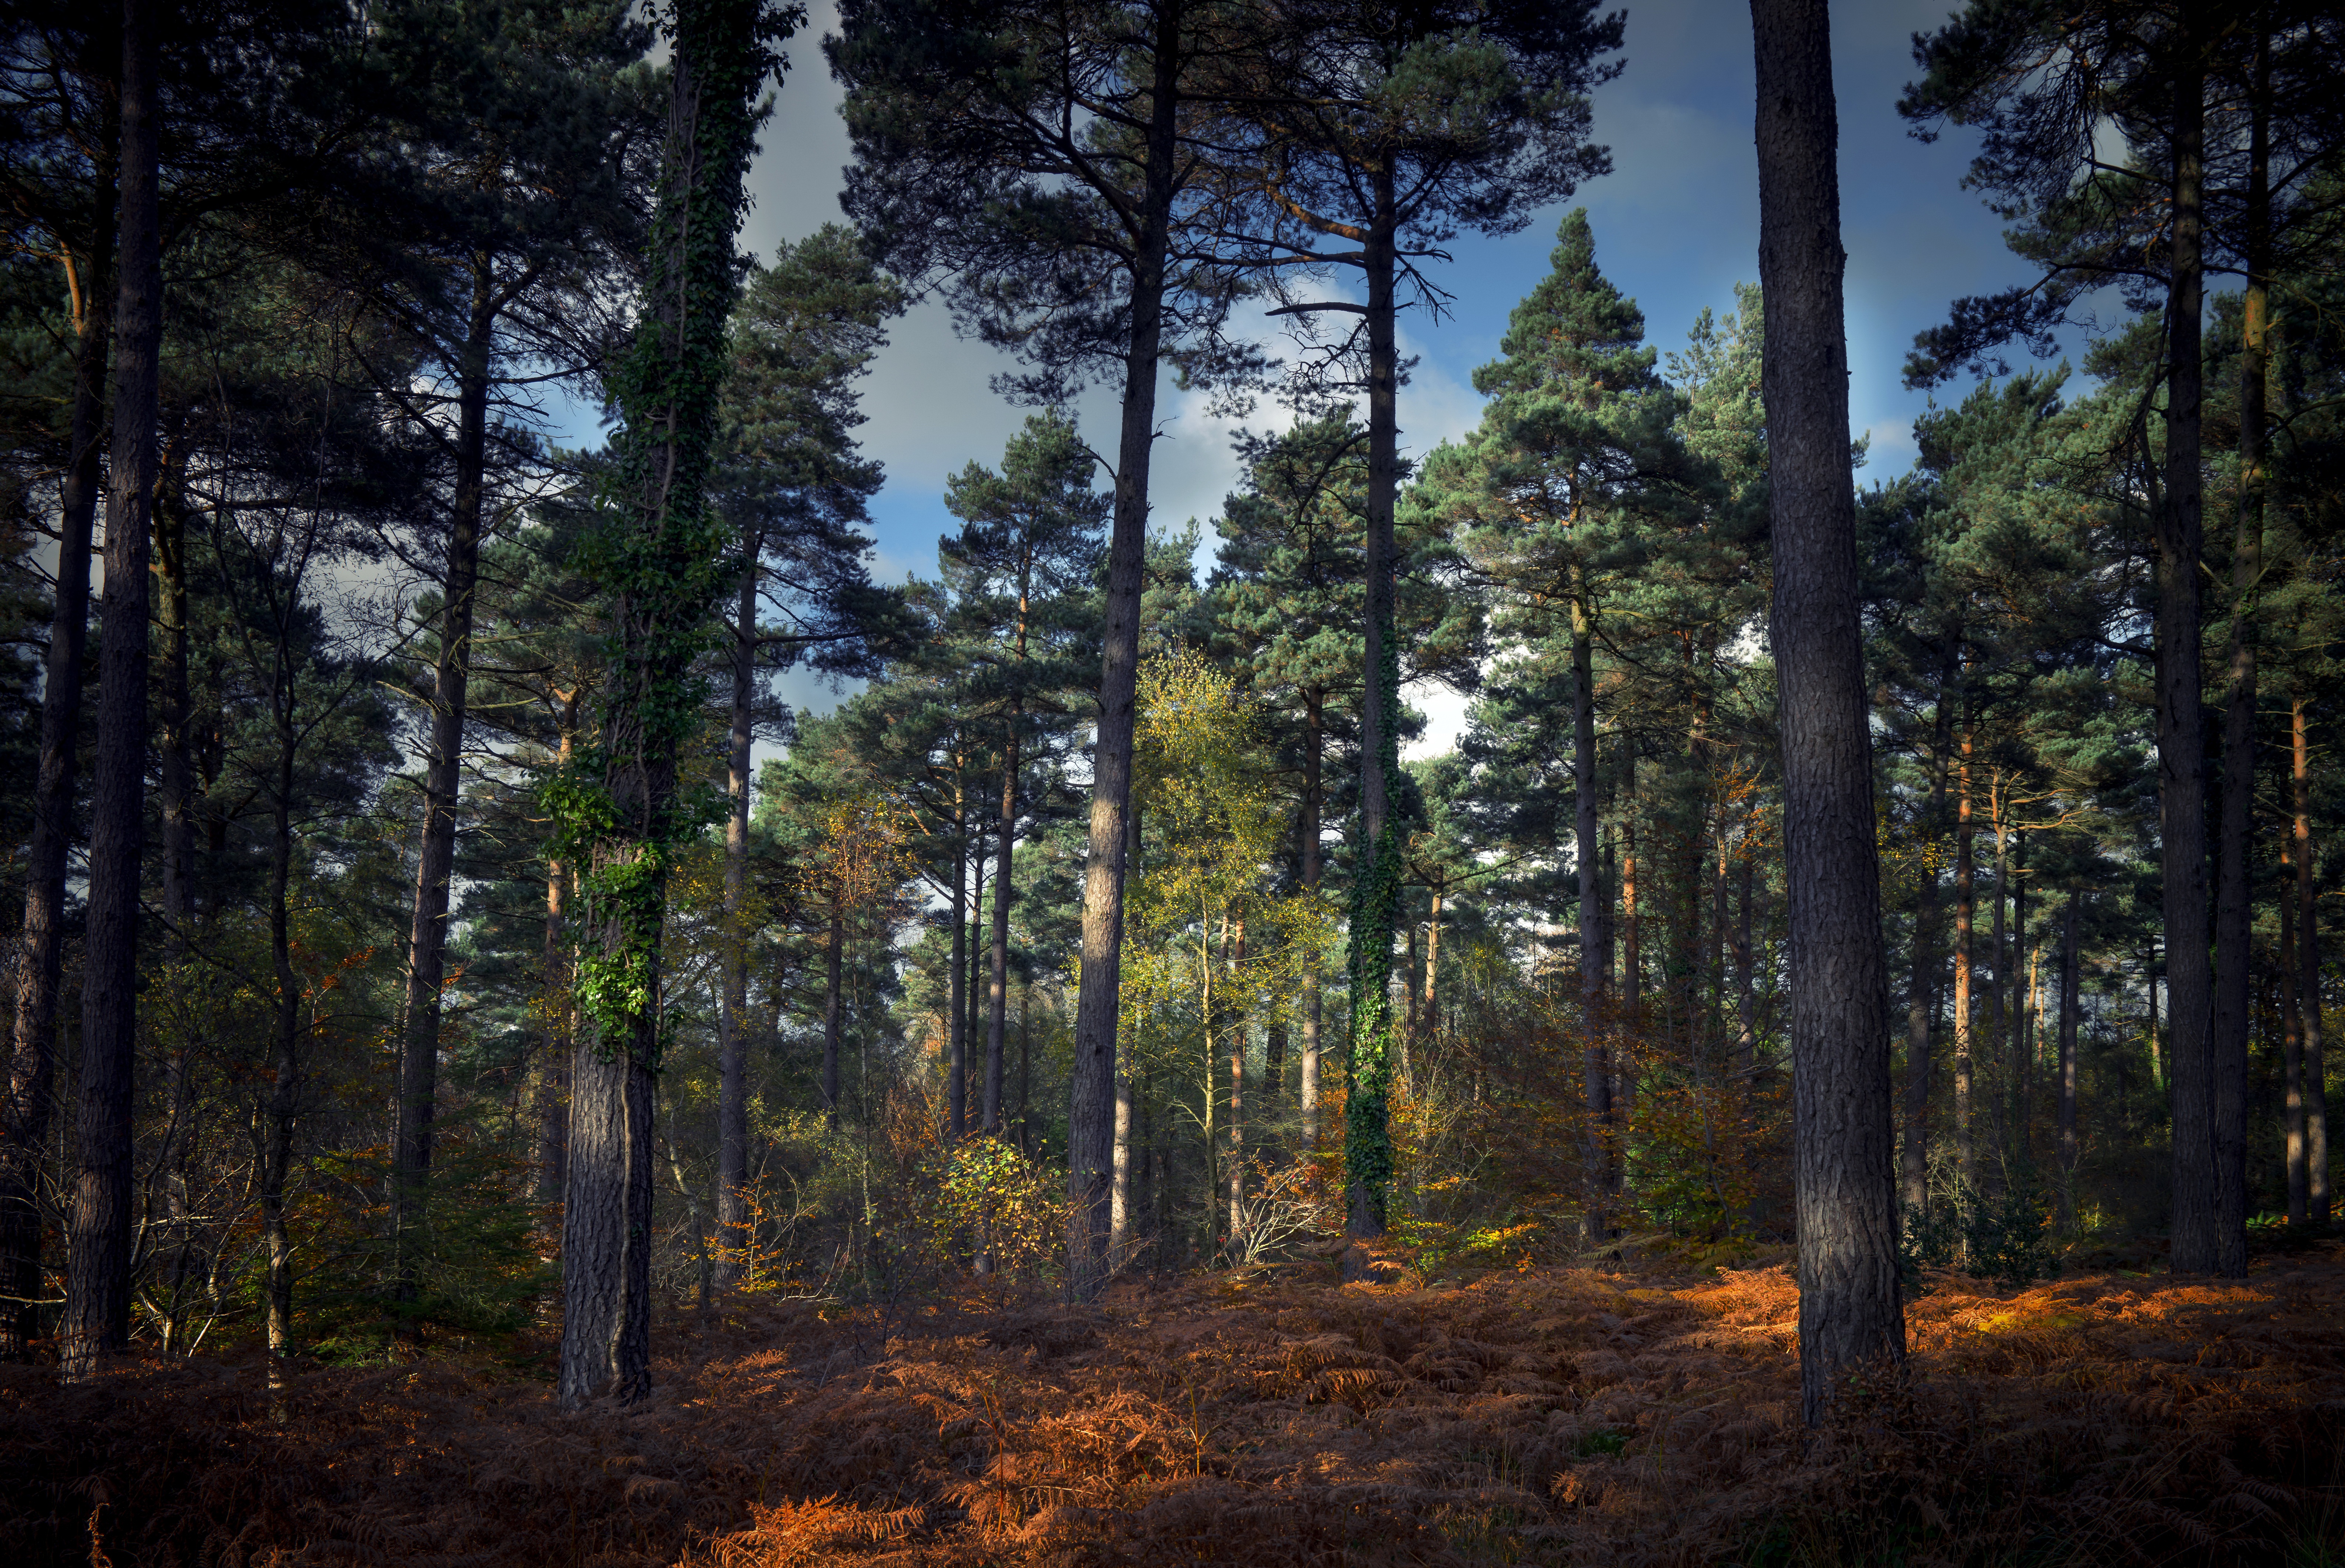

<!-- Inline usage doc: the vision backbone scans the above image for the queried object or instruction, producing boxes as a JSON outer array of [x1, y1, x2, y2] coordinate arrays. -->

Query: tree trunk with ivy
[[1342, 156, 1403, 1272], [554, 0, 782, 1410]]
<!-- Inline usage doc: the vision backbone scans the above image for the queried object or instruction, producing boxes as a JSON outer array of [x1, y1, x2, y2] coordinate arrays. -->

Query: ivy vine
[[543, 0, 801, 1063]]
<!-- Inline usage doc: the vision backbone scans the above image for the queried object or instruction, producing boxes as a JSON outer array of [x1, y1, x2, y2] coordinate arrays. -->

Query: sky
[[702, 0, 2053, 749]]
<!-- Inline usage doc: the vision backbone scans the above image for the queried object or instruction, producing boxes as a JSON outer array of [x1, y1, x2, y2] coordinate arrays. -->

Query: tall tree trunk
[[715, 547, 757, 1286], [1068, 0, 1182, 1299], [1735, 844, 1756, 1093], [1622, 802, 1642, 1025], [1987, 796, 2009, 1183], [155, 470, 194, 939], [1227, 918, 1245, 1246], [1299, 689, 1324, 1140], [261, 713, 303, 1363], [1752, 0, 1903, 1425], [61, 0, 161, 1380], [2283, 854, 2307, 1225], [2058, 889, 2079, 1229], [394, 255, 497, 1314], [537, 694, 578, 1205], [2, 104, 114, 1361], [1954, 702, 1976, 1193], [823, 893, 844, 1125], [1111, 804, 1142, 1254], [1573, 571, 1613, 1225], [1342, 155, 1403, 1260], [558, 0, 767, 1406], [1902, 668, 1955, 1214], [2160, 37, 2230, 1277], [948, 759, 966, 1140], [1422, 892, 1441, 1065], [986, 723, 1017, 1134], [2295, 687, 2330, 1219], [2010, 832, 2028, 1173], [2212, 33, 2269, 1265]]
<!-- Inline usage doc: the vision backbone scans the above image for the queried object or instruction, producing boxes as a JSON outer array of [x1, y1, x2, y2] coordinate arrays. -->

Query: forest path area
[[7, 1247, 2345, 1567]]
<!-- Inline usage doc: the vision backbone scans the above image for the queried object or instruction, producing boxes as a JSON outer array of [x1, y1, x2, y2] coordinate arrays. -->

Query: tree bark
[[261, 704, 304, 1363], [1902, 667, 1955, 1214], [715, 547, 757, 1285], [2283, 854, 2307, 1224], [948, 756, 967, 1139], [2058, 889, 2079, 1229], [393, 254, 497, 1314], [2009, 832, 2028, 1172], [2211, 33, 2268, 1265], [61, 0, 161, 1380], [1752, 0, 1903, 1424], [1299, 688, 1324, 1140], [537, 694, 577, 1205], [1, 103, 113, 1361], [2295, 688, 2330, 1219], [986, 726, 1017, 1134], [2159, 39, 2231, 1277], [1342, 153, 1402, 1257], [822, 893, 843, 1126], [1954, 701, 1976, 1193], [1573, 571, 1613, 1225], [1067, 0, 1182, 1300]]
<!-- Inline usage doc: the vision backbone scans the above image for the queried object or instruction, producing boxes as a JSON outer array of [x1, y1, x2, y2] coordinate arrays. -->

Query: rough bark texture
[[61, 0, 160, 1381], [394, 258, 497, 1311], [1066, 0, 1180, 1301], [1751, 0, 1903, 1426], [2159, 45, 2231, 1277], [1, 114, 112, 1361]]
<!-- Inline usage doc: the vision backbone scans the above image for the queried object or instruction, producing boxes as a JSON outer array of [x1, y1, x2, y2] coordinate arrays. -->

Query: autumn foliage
[[9, 1240, 2345, 1566]]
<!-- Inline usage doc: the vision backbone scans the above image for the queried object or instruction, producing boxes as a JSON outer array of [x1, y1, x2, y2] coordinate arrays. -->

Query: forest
[[5, 0, 2345, 1563]]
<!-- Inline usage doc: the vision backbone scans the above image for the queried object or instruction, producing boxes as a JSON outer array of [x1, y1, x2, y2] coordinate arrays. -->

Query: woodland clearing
[[6, 1240, 2345, 1567]]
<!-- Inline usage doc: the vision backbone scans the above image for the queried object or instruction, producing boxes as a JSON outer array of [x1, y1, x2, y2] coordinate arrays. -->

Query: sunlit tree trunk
[[1753, 0, 1902, 1424], [1067, 0, 1184, 1301]]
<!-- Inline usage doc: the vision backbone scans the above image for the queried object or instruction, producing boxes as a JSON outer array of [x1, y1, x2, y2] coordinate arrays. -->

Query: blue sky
[[715, 0, 2056, 739]]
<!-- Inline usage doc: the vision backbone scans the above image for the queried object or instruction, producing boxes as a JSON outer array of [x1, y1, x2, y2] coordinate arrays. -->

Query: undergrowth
[[6, 1243, 2345, 1566]]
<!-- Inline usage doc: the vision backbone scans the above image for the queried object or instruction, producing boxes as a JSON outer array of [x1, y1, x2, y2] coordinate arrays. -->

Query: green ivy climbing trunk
[[555, 0, 783, 1410], [1343, 157, 1403, 1263]]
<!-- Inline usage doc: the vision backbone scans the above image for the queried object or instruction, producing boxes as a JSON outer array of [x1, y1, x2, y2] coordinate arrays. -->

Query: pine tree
[[1418, 208, 1683, 1229]]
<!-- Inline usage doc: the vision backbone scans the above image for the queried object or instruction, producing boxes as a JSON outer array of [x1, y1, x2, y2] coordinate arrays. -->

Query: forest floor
[[8, 1237, 2345, 1567]]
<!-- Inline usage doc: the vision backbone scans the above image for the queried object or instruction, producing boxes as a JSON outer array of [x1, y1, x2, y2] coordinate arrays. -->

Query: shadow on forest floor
[[7, 1238, 2345, 1566]]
